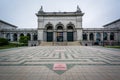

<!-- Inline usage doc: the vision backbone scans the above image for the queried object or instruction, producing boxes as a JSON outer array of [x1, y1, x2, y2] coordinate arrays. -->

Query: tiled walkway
[[0, 46, 120, 80]]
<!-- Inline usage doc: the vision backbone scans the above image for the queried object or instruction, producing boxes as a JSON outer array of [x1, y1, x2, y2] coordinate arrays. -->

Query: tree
[[19, 36, 29, 44]]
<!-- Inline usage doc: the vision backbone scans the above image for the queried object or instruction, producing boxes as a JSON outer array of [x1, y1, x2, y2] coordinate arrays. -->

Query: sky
[[0, 0, 120, 28]]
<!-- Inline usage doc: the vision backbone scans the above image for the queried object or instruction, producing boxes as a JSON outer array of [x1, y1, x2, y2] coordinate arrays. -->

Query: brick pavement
[[0, 46, 120, 80]]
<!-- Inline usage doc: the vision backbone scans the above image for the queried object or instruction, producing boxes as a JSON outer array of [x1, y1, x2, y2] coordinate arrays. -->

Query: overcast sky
[[0, 0, 120, 28]]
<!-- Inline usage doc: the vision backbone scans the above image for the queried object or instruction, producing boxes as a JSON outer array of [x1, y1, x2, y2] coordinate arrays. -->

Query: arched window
[[6, 33, 10, 41], [33, 33, 37, 41], [67, 22, 75, 30], [96, 32, 101, 42], [56, 22, 64, 30], [45, 22, 53, 30], [20, 33, 24, 37], [67, 26, 74, 30], [47, 26, 53, 30], [103, 32, 107, 40], [83, 33, 87, 40], [13, 33, 17, 41], [110, 32, 114, 40], [89, 33, 94, 40], [57, 26, 63, 30], [27, 33, 31, 40]]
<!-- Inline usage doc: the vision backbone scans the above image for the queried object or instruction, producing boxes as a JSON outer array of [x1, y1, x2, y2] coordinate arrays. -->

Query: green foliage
[[0, 43, 28, 50], [105, 46, 120, 49], [0, 38, 9, 46], [19, 36, 29, 44]]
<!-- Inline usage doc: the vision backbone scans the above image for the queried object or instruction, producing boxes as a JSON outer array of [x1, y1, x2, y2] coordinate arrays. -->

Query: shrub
[[19, 36, 29, 44], [0, 38, 9, 46]]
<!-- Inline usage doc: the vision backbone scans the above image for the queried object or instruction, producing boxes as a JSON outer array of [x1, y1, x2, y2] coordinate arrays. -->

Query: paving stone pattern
[[0, 46, 120, 80]]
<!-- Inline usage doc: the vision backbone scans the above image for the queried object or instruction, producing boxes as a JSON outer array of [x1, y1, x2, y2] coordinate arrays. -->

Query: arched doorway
[[56, 25, 63, 42], [13, 33, 17, 41], [46, 23, 53, 42], [83, 33, 87, 40], [110, 32, 114, 40], [67, 25, 74, 41], [103, 32, 107, 40], [89, 33, 94, 40], [47, 32, 53, 42], [33, 33, 37, 41], [27, 33, 31, 40]]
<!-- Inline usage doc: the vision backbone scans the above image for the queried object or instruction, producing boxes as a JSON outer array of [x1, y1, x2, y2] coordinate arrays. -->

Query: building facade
[[0, 6, 120, 46], [36, 6, 83, 43]]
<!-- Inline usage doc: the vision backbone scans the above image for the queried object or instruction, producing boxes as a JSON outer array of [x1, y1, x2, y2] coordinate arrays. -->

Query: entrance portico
[[36, 6, 84, 43], [44, 22, 77, 42]]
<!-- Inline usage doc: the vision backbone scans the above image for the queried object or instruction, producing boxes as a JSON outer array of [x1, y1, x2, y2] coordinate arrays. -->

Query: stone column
[[87, 33, 89, 41], [101, 33, 103, 41], [38, 30, 44, 41], [76, 29, 82, 41], [53, 32, 56, 42], [10, 33, 13, 41], [108, 32, 110, 41], [94, 33, 96, 41], [3, 33, 6, 38], [31, 33, 33, 41], [63, 31, 67, 42], [114, 33, 118, 41], [74, 31, 77, 41], [43, 31, 47, 41], [17, 34, 20, 42], [24, 33, 27, 36]]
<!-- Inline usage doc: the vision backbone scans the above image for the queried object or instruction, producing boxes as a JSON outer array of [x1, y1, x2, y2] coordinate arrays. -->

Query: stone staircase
[[67, 41, 81, 46], [40, 41, 81, 46], [53, 42, 67, 46], [40, 42, 53, 46]]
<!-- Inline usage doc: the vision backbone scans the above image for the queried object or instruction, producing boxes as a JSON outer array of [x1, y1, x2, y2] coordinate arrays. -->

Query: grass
[[0, 44, 17, 50], [105, 46, 120, 49], [0, 43, 27, 50]]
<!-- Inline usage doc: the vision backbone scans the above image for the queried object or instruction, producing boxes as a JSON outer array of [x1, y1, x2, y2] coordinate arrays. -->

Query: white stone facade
[[36, 6, 83, 42]]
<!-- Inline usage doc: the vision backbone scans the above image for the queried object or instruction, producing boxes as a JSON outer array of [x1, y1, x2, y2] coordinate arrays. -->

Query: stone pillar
[[101, 33, 103, 41], [31, 33, 33, 41], [3, 33, 6, 38], [74, 31, 77, 41], [10, 33, 13, 41], [17, 34, 20, 42], [87, 33, 89, 41], [64, 31, 67, 41], [114, 33, 118, 41], [108, 32, 110, 41], [76, 29, 82, 41], [94, 33, 96, 41], [38, 30, 43, 41], [53, 32, 56, 42], [43, 31, 47, 41], [24, 33, 27, 36]]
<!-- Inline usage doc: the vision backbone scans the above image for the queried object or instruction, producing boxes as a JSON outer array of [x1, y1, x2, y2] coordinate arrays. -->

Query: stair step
[[40, 41, 81, 46]]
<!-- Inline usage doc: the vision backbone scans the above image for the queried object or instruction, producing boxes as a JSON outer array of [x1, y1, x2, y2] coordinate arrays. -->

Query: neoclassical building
[[36, 6, 83, 43], [0, 6, 120, 46]]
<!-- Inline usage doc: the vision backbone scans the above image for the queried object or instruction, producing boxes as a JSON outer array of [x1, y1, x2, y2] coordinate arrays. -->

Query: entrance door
[[57, 32, 63, 42], [47, 32, 53, 42], [67, 32, 73, 41]]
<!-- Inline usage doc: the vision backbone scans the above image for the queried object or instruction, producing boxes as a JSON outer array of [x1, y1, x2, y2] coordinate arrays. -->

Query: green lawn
[[0, 44, 18, 50], [0, 43, 27, 50], [105, 46, 120, 49]]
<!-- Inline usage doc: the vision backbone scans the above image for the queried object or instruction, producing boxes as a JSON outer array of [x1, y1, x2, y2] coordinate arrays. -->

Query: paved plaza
[[0, 46, 120, 80]]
